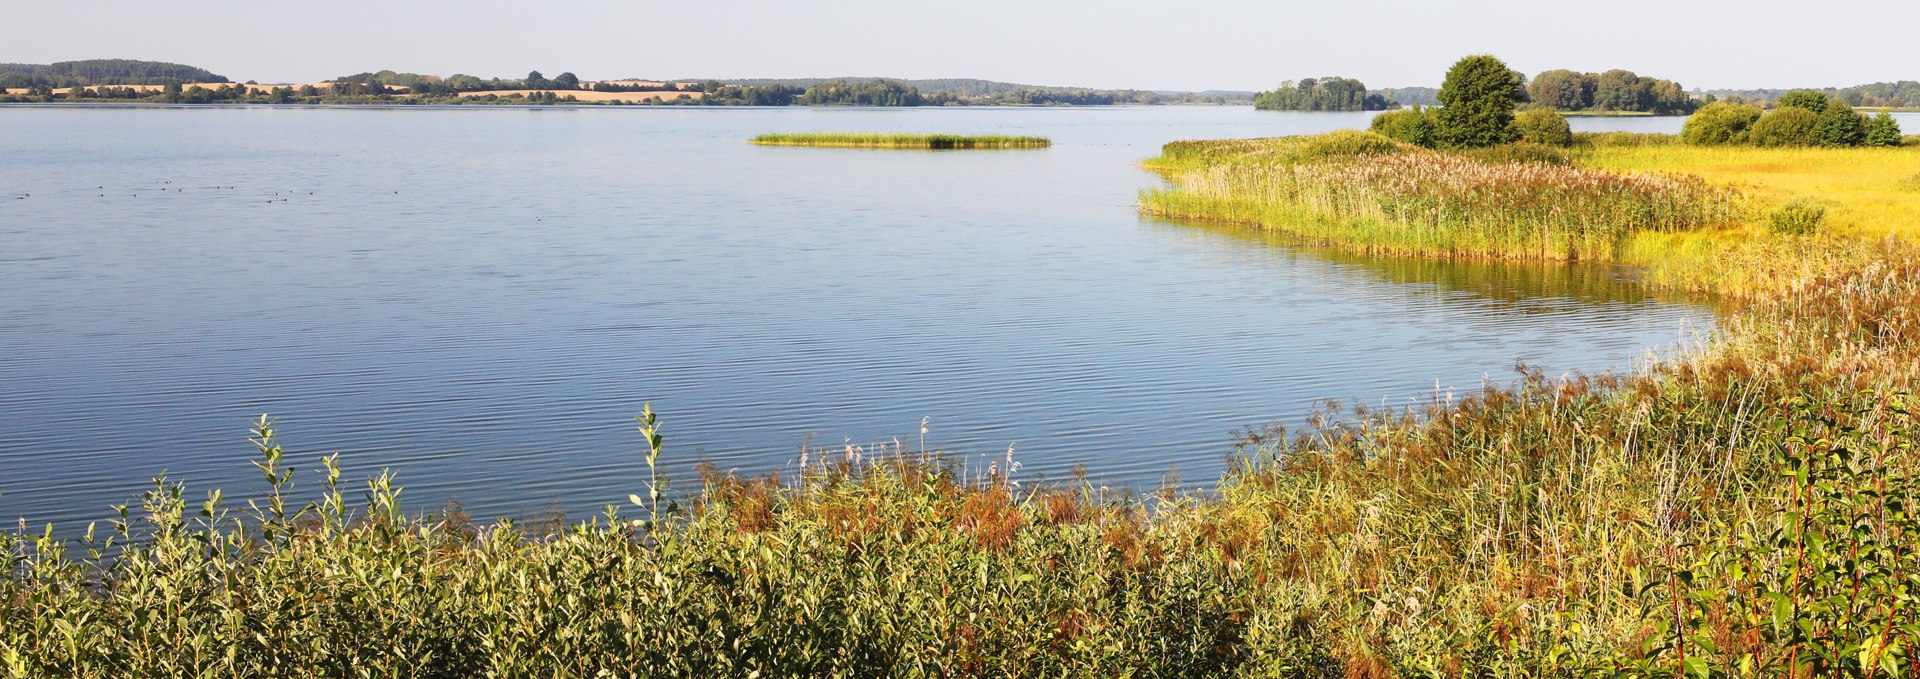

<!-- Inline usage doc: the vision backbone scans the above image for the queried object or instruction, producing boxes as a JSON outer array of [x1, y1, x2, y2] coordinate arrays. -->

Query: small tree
[[1750, 107, 1820, 147], [525, 70, 548, 89], [1513, 108, 1572, 146], [1681, 102, 1763, 145], [1775, 89, 1829, 113], [553, 72, 580, 90], [1436, 54, 1523, 148], [1864, 111, 1904, 147], [1814, 101, 1867, 147]]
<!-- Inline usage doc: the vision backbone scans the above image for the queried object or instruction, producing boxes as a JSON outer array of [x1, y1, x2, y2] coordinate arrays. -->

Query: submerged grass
[[750, 132, 1051, 149]]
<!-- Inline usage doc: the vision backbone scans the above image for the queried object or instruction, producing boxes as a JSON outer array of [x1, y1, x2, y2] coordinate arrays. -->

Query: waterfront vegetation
[[750, 133, 1052, 149], [7, 55, 1920, 676], [1254, 77, 1394, 111]]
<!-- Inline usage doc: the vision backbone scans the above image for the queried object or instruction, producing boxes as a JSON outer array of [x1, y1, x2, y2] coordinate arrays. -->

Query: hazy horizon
[[7, 0, 1918, 91]]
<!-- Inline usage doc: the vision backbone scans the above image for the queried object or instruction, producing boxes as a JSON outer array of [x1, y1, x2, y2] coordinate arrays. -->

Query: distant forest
[[0, 60, 228, 88], [700, 77, 1248, 105], [1254, 77, 1394, 111], [1703, 81, 1920, 109], [1529, 69, 1697, 114]]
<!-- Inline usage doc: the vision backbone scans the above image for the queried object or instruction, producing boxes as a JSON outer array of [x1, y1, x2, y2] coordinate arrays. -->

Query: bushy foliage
[[1369, 106, 1439, 148], [1750, 107, 1821, 147], [1769, 199, 1827, 235], [1776, 89, 1831, 114], [1513, 108, 1573, 146], [1681, 102, 1764, 145], [1436, 55, 1524, 149], [1254, 76, 1392, 111], [796, 79, 923, 106], [1815, 101, 1869, 147], [1865, 111, 1905, 147]]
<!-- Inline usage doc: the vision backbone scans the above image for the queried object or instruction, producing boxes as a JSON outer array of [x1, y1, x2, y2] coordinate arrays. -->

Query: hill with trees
[[0, 60, 228, 88], [1703, 81, 1920, 109]]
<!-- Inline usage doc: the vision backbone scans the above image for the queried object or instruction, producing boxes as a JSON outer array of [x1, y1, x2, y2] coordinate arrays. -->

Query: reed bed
[[1143, 138, 1740, 262], [750, 133, 1051, 149]]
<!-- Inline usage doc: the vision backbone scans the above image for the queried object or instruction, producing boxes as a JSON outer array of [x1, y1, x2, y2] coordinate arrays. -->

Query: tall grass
[[750, 133, 1051, 149], [1142, 133, 1739, 262]]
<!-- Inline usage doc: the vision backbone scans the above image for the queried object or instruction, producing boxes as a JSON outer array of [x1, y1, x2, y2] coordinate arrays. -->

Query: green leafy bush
[[1513, 108, 1573, 147], [1681, 102, 1763, 145], [1370, 106, 1438, 148], [1864, 111, 1904, 147], [1769, 199, 1827, 235], [1814, 102, 1868, 147], [1750, 108, 1820, 147]]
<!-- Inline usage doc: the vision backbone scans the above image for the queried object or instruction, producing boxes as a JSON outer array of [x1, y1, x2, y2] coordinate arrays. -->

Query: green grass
[[750, 132, 1051, 149]]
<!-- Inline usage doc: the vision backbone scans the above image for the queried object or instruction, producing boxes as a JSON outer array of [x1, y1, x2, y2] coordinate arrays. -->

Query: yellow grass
[[1580, 144, 1920, 239]]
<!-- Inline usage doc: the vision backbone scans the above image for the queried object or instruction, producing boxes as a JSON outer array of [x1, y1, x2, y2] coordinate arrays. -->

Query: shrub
[[1369, 106, 1438, 148], [1436, 54, 1523, 149], [1513, 108, 1572, 147], [1769, 199, 1827, 235], [1459, 142, 1569, 166], [1775, 89, 1830, 113], [1680, 101, 1763, 145], [1750, 107, 1820, 147], [1814, 101, 1867, 147], [1864, 111, 1904, 147]]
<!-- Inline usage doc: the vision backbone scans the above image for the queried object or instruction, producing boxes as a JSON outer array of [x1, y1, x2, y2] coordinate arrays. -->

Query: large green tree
[[1813, 102, 1867, 147], [1436, 54, 1523, 148], [1864, 111, 1904, 147]]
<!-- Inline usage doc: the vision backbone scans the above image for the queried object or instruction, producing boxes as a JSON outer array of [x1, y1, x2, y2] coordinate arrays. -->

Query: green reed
[[1141, 132, 1740, 262], [750, 133, 1051, 149]]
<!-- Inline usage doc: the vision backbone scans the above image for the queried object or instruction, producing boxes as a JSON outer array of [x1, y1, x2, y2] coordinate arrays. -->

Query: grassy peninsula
[[5, 54, 1920, 677], [750, 133, 1051, 149]]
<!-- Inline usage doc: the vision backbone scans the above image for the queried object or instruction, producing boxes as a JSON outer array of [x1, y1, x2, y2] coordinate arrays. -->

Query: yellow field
[[1580, 144, 1920, 238]]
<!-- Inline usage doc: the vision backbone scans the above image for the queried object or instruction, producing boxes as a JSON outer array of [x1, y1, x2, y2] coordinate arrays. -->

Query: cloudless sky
[[8, 0, 1916, 90]]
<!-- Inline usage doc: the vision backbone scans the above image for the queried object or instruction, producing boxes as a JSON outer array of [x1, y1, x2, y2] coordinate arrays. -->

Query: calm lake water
[[2, 105, 1724, 529]]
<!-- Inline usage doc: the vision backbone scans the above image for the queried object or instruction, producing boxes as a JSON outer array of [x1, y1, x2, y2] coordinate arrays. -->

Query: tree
[[1592, 69, 1645, 111], [525, 71, 548, 89], [1814, 102, 1867, 147], [1529, 69, 1593, 110], [1681, 102, 1763, 145], [552, 72, 580, 90], [1749, 107, 1820, 147], [1864, 111, 1904, 147], [1436, 54, 1523, 148], [1514, 108, 1572, 146], [1255, 76, 1392, 111], [1775, 90, 1829, 114]]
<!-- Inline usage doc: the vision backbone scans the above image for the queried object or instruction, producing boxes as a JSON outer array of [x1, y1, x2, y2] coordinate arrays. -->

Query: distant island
[[0, 60, 1256, 107], [1527, 69, 1697, 115], [1253, 77, 1396, 111]]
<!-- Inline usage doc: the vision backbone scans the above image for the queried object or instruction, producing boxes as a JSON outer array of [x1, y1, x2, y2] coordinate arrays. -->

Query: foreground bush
[[1681, 102, 1762, 145]]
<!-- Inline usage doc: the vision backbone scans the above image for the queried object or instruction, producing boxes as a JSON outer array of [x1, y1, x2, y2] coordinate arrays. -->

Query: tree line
[[1254, 77, 1394, 111], [1683, 91, 1904, 147], [1528, 69, 1696, 115], [0, 59, 228, 88], [1706, 81, 1920, 109]]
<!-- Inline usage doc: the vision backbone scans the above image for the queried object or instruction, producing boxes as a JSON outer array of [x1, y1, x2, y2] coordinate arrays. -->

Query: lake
[[1, 105, 1724, 529]]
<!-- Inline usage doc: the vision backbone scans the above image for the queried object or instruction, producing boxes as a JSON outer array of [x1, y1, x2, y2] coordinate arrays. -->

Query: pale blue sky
[[8, 0, 1915, 90]]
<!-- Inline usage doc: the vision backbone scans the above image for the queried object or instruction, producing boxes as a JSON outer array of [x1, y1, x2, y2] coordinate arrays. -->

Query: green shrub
[[1369, 106, 1438, 148], [1750, 107, 1820, 147], [1459, 142, 1569, 166], [1864, 111, 1904, 147], [1680, 101, 1763, 145], [1814, 101, 1868, 147], [1513, 108, 1572, 147], [1775, 89, 1830, 114], [1769, 199, 1827, 234], [1436, 54, 1524, 149]]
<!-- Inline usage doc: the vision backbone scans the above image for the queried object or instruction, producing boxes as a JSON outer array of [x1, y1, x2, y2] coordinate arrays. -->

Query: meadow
[[5, 128, 1920, 676], [749, 133, 1052, 149]]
